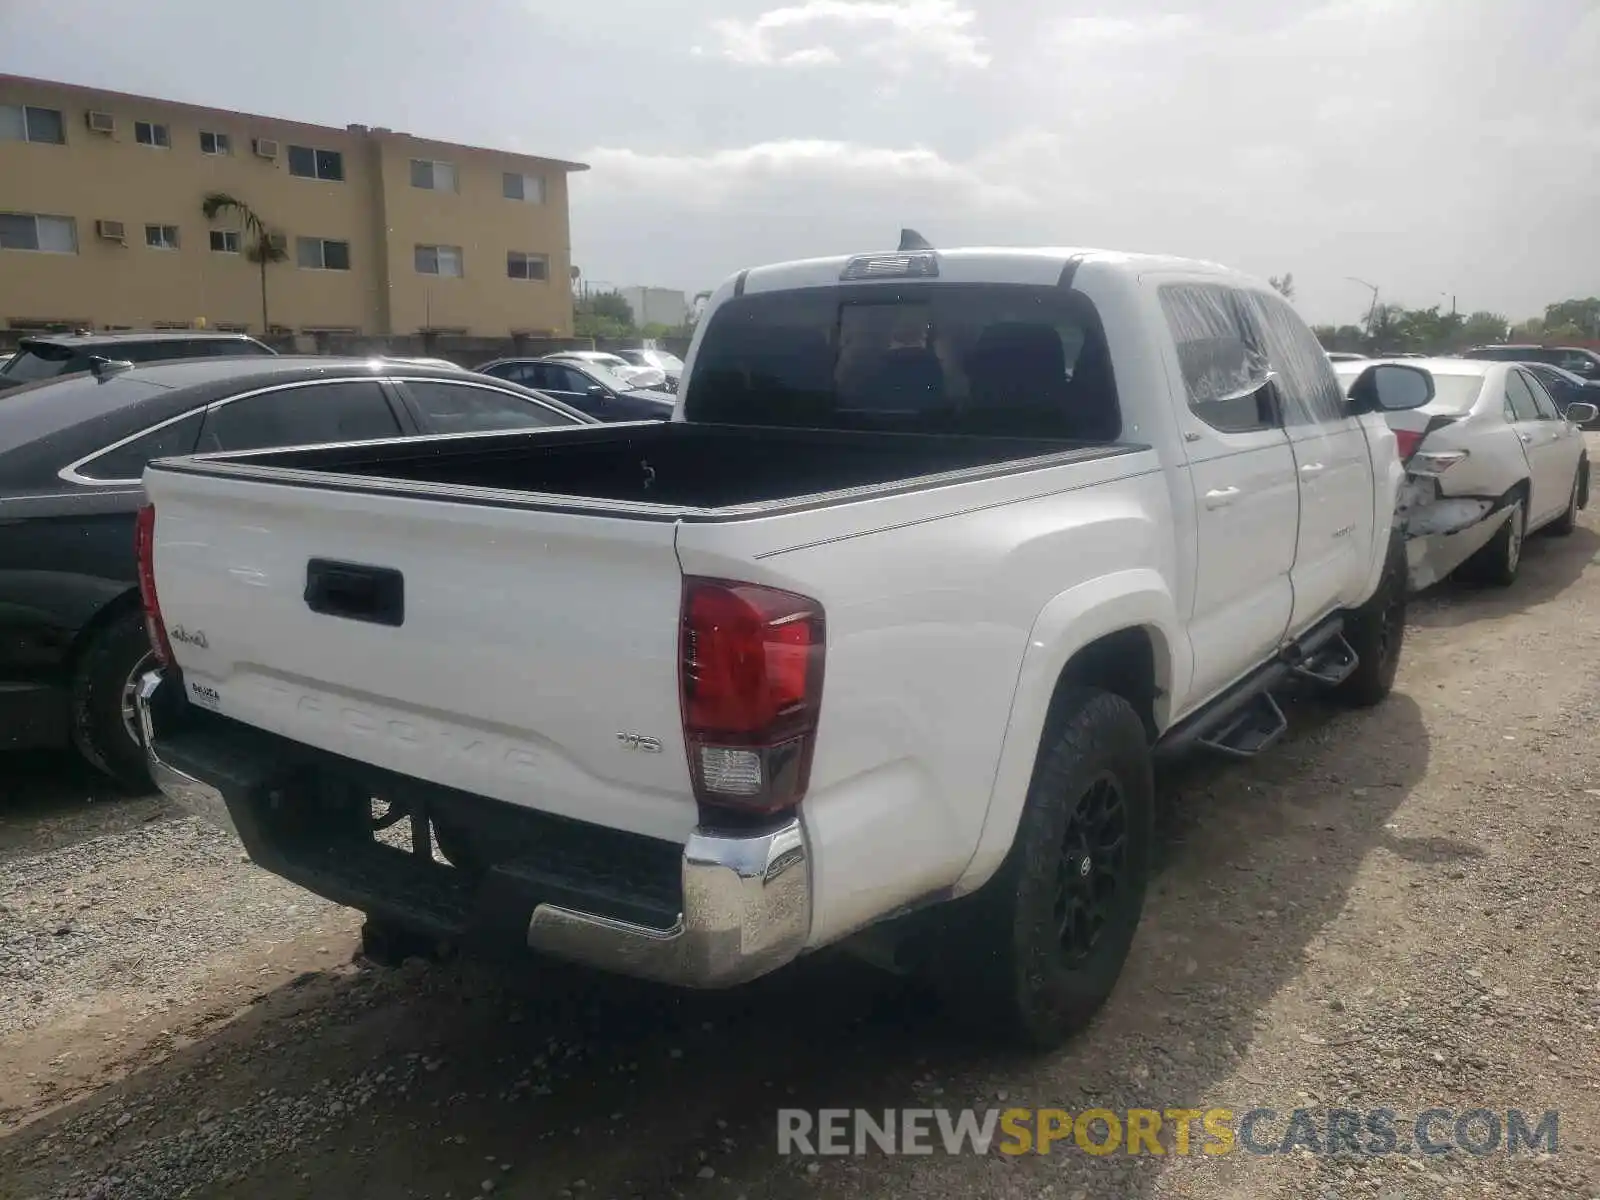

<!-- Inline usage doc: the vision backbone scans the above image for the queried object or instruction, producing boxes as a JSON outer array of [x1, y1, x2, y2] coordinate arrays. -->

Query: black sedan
[[1521, 362, 1600, 427], [1, 356, 592, 786], [474, 357, 675, 422]]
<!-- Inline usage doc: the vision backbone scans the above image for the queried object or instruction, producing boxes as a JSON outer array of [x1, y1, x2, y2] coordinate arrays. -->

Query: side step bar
[[1157, 618, 1354, 761], [1197, 693, 1287, 759]]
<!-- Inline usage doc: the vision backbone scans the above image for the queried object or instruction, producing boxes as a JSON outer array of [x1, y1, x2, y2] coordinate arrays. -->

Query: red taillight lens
[[1394, 428, 1424, 462], [134, 503, 173, 666], [680, 577, 825, 815]]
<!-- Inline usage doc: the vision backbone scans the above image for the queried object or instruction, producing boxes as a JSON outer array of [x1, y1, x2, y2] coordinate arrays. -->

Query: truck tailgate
[[143, 467, 696, 843]]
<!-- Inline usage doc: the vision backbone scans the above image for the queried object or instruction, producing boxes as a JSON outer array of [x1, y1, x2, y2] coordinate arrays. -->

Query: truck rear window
[[685, 284, 1121, 441]]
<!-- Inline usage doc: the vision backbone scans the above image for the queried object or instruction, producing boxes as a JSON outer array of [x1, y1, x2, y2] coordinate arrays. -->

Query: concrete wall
[[0, 75, 580, 337], [619, 286, 689, 328]]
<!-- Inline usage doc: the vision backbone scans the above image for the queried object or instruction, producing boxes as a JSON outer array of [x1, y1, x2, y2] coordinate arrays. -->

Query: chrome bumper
[[135, 670, 810, 989], [135, 671, 238, 836], [526, 819, 811, 988]]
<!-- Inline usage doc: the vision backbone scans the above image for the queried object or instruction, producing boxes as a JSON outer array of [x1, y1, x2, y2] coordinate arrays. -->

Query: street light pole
[[1346, 277, 1380, 334]]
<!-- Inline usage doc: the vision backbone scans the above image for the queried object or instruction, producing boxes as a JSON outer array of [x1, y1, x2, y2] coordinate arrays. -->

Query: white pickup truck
[[135, 239, 1435, 1047]]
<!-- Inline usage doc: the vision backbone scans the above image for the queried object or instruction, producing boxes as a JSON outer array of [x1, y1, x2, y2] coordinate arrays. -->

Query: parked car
[[0, 357, 593, 786], [1520, 362, 1600, 425], [0, 330, 275, 391], [1463, 344, 1600, 381], [543, 350, 668, 390], [615, 348, 685, 393], [474, 357, 674, 421], [1332, 357, 1592, 590], [136, 240, 1426, 1049], [1325, 351, 1368, 362]]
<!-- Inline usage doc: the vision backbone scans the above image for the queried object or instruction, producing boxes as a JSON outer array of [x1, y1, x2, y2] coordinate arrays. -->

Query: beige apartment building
[[0, 74, 585, 338]]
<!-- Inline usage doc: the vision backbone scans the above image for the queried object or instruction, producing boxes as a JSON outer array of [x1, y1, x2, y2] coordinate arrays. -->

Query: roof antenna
[[898, 228, 934, 252]]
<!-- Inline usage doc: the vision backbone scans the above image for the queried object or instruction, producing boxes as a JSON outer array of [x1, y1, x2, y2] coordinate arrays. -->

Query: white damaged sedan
[[1334, 358, 1594, 590]]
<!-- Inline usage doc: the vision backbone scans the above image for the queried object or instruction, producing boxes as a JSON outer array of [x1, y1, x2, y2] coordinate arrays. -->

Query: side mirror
[[1348, 363, 1434, 414], [587, 384, 607, 396], [1565, 402, 1597, 425]]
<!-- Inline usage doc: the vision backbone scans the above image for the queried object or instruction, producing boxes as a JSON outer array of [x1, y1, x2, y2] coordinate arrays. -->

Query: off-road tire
[[1547, 461, 1585, 537], [69, 607, 157, 790], [930, 687, 1153, 1050], [1334, 533, 1407, 707], [1458, 496, 1525, 587]]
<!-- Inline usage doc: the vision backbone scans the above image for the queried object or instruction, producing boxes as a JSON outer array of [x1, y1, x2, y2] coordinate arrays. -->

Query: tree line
[[1269, 275, 1600, 357], [573, 291, 702, 342]]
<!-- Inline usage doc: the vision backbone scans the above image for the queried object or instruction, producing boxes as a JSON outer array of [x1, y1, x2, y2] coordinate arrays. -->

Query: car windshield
[[578, 361, 640, 390], [1334, 365, 1487, 414], [0, 343, 76, 382]]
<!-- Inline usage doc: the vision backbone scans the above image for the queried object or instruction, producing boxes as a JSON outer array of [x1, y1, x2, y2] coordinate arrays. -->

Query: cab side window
[[1244, 292, 1349, 426], [1504, 370, 1542, 422], [1519, 370, 1560, 420], [1158, 284, 1276, 433]]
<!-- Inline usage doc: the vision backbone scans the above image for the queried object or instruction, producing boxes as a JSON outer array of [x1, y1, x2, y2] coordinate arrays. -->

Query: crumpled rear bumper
[[1397, 476, 1509, 591]]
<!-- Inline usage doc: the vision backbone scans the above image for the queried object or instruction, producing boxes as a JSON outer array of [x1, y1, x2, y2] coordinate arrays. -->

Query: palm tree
[[201, 192, 288, 334]]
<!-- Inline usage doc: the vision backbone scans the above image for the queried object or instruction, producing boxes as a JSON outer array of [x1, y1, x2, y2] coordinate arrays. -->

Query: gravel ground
[[3, 468, 1599, 1200]]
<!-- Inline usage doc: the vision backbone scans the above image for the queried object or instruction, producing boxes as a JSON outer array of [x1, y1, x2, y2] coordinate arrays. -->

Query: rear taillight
[[680, 577, 825, 816], [1394, 429, 1424, 462], [134, 503, 173, 666]]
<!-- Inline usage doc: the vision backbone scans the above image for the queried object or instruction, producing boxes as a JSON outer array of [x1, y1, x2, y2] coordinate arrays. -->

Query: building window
[[506, 251, 548, 281], [410, 159, 458, 191], [199, 130, 231, 155], [0, 213, 78, 253], [502, 172, 545, 203], [297, 237, 351, 270], [134, 120, 171, 148], [0, 104, 66, 144], [287, 144, 344, 181], [209, 229, 241, 253], [145, 224, 181, 250], [414, 244, 464, 277]]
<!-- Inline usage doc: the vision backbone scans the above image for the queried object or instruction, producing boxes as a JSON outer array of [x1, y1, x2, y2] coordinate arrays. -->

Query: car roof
[[1333, 356, 1495, 377], [728, 245, 1260, 300], [0, 356, 588, 490], [18, 330, 265, 347]]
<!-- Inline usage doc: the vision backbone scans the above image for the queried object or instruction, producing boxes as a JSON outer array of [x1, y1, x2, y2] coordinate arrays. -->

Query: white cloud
[[579, 138, 1036, 209], [1047, 13, 1200, 48], [701, 0, 990, 69]]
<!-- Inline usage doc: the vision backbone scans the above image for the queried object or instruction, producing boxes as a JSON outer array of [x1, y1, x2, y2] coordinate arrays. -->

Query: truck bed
[[157, 422, 1134, 518]]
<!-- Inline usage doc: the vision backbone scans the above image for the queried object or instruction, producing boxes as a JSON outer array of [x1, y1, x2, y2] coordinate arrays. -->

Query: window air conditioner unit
[[95, 219, 127, 242], [252, 137, 279, 159], [86, 110, 116, 134]]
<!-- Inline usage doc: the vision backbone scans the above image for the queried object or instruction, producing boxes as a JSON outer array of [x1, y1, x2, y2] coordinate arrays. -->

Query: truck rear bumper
[[135, 670, 810, 988]]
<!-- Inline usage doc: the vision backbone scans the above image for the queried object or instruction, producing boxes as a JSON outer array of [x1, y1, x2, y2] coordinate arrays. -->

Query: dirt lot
[[4, 484, 1599, 1200]]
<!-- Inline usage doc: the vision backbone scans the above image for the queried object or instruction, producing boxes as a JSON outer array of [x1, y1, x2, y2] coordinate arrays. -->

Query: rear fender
[[952, 570, 1183, 896]]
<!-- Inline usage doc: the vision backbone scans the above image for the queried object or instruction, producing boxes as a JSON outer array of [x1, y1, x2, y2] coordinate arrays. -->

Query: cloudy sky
[[3, 0, 1596, 325]]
